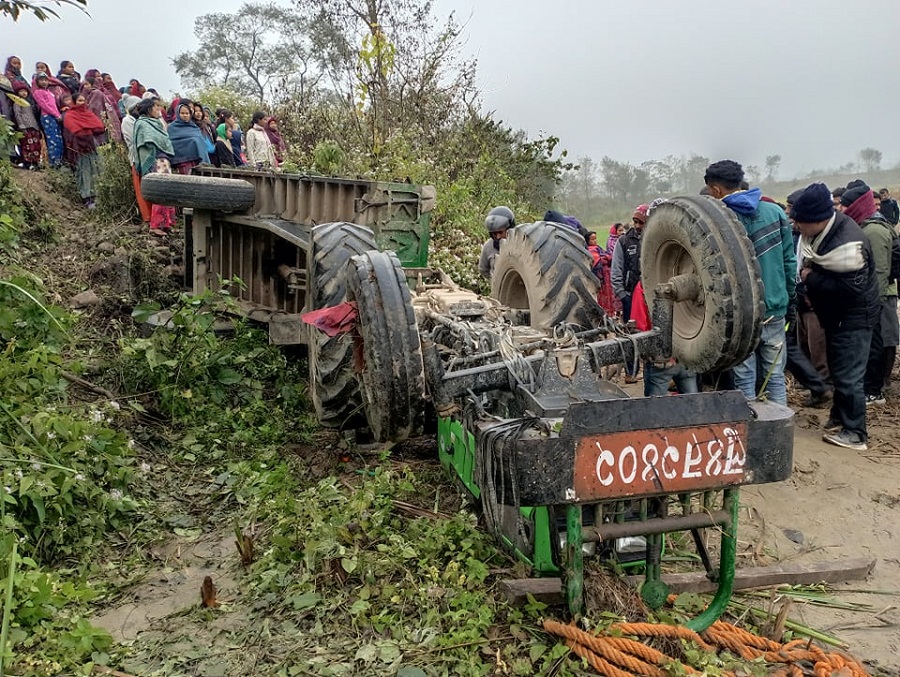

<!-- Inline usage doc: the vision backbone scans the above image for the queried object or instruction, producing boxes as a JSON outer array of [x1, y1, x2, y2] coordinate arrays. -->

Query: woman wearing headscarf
[[132, 97, 177, 235], [120, 95, 152, 224], [4, 56, 30, 94], [214, 123, 236, 167], [32, 72, 64, 167], [62, 91, 106, 207], [217, 108, 245, 166], [99, 73, 122, 115], [9, 81, 42, 169], [167, 100, 210, 174], [264, 116, 287, 167], [603, 224, 624, 314], [33, 62, 69, 105], [82, 76, 122, 143], [57, 61, 81, 96], [245, 111, 276, 170]]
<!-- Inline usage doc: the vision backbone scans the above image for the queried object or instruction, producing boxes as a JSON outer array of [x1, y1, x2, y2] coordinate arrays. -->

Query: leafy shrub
[[95, 143, 138, 222], [120, 286, 307, 432], [0, 277, 138, 564]]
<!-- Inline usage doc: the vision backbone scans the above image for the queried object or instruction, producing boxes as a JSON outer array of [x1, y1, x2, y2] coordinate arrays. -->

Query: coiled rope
[[543, 618, 869, 677]]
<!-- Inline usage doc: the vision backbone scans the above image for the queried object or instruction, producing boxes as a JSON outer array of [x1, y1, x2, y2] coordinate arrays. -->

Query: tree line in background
[[555, 146, 890, 228]]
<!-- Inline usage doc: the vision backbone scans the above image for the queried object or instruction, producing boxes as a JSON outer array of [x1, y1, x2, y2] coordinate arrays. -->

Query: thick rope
[[542, 617, 870, 677]]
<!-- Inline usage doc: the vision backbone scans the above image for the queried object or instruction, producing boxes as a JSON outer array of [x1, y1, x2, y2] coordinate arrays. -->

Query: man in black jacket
[[792, 183, 880, 451], [878, 188, 899, 226]]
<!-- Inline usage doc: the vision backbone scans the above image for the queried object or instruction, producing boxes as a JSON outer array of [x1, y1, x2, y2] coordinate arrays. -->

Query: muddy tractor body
[[143, 170, 793, 629]]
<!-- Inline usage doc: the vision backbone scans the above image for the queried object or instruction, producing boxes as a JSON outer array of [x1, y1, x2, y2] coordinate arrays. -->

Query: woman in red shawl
[[62, 92, 106, 208], [99, 73, 122, 115], [586, 232, 619, 315], [82, 76, 122, 143], [264, 116, 287, 167], [603, 223, 624, 314]]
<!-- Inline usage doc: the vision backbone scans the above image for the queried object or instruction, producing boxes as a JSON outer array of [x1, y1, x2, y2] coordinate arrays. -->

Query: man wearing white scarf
[[792, 183, 880, 452]]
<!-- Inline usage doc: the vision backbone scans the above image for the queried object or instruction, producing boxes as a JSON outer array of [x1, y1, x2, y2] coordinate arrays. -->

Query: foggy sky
[[5, 0, 898, 178]]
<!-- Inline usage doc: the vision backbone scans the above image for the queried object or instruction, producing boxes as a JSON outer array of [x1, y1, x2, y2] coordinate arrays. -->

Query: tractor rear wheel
[[491, 221, 604, 330], [345, 250, 426, 442], [308, 222, 377, 429], [641, 196, 764, 373]]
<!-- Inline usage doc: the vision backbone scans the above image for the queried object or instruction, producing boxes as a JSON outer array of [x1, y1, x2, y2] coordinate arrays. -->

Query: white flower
[[74, 473, 85, 482], [140, 462, 151, 473], [127, 439, 135, 449], [47, 432, 56, 440], [110, 489, 123, 501], [31, 462, 41, 471], [14, 469, 23, 480], [89, 409, 104, 424], [3, 486, 11, 494], [108, 401, 121, 411]]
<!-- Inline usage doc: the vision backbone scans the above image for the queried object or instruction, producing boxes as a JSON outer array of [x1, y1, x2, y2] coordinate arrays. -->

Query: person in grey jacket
[[478, 206, 515, 280]]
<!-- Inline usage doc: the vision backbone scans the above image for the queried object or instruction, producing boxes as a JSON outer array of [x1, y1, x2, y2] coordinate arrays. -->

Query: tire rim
[[653, 238, 705, 340], [495, 270, 530, 311]]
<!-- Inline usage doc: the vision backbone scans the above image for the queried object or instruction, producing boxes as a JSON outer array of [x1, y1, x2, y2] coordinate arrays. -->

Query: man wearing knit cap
[[784, 189, 832, 406], [793, 183, 879, 451], [840, 181, 898, 406], [611, 204, 649, 383], [704, 160, 796, 406]]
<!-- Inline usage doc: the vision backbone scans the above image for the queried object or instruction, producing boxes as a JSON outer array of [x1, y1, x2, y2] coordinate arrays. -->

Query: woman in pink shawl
[[82, 76, 122, 143], [604, 223, 624, 313], [99, 73, 121, 115], [34, 61, 69, 105], [264, 116, 287, 167]]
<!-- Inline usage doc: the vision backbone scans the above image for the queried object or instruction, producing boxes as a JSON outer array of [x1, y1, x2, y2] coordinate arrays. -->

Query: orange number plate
[[572, 422, 748, 500]]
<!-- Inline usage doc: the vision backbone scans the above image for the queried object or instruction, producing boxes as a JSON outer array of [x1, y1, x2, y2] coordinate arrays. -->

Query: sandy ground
[[741, 409, 900, 670]]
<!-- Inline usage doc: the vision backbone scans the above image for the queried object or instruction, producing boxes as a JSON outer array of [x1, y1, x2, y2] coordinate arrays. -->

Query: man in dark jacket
[[878, 188, 899, 226], [840, 182, 898, 405], [792, 183, 880, 451]]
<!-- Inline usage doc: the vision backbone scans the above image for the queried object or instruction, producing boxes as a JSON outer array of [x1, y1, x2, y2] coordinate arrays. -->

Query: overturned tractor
[[143, 170, 793, 628]]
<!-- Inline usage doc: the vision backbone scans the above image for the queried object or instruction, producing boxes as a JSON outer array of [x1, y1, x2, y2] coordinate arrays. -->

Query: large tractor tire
[[491, 221, 605, 330], [641, 196, 764, 373], [139, 173, 256, 212], [344, 250, 425, 442], [308, 222, 378, 429]]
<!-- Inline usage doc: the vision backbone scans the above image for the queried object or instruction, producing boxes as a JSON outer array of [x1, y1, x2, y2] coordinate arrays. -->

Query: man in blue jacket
[[704, 160, 796, 406]]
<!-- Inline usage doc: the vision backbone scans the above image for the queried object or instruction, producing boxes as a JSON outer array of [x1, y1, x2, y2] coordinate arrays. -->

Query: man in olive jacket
[[793, 183, 879, 452], [840, 181, 898, 404]]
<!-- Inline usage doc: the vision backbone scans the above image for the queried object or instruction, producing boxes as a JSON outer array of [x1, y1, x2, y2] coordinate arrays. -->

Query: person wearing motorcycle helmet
[[478, 206, 515, 280]]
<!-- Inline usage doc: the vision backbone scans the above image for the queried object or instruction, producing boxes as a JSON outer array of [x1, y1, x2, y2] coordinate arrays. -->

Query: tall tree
[[172, 2, 322, 103], [295, 0, 477, 158], [859, 147, 882, 172], [765, 154, 782, 181]]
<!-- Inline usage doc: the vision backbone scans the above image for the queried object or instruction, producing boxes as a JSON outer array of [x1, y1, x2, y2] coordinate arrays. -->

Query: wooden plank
[[500, 558, 877, 606]]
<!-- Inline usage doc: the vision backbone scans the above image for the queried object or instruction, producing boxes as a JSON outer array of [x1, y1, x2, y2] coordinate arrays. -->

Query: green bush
[[95, 143, 138, 222], [0, 277, 138, 564]]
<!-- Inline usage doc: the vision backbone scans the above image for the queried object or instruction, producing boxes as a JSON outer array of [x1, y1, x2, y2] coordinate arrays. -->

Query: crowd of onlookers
[[1, 56, 288, 235], [480, 161, 900, 454]]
